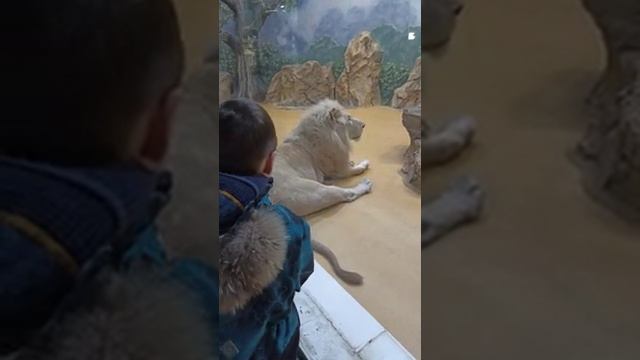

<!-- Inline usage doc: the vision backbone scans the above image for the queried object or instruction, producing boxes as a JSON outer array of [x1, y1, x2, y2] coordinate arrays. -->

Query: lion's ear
[[329, 108, 343, 123]]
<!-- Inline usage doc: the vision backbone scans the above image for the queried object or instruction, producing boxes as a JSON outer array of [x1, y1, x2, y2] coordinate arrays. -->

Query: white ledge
[[295, 260, 416, 359]]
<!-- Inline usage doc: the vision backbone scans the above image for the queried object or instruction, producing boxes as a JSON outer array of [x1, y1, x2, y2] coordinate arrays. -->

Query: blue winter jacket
[[0, 157, 219, 359], [218, 172, 314, 360]]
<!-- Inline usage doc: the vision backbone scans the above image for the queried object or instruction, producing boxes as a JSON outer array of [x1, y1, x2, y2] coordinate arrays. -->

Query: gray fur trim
[[219, 208, 288, 315], [12, 267, 215, 360]]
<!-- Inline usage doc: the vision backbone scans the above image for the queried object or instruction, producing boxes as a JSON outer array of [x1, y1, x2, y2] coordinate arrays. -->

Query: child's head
[[219, 99, 277, 176], [1, 0, 185, 166]]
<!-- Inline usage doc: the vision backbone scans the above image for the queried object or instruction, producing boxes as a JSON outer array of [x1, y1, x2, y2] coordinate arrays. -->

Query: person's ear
[[138, 87, 182, 167], [262, 151, 275, 175]]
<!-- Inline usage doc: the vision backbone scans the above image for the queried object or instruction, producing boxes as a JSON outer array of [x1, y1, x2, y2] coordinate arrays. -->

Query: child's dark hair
[[220, 99, 277, 175], [1, 0, 184, 165]]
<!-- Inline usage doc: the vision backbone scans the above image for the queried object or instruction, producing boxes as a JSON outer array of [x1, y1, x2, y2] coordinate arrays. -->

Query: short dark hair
[[1, 0, 185, 165], [219, 99, 277, 175]]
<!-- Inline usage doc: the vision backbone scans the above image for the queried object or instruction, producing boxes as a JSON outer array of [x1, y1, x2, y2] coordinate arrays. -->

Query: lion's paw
[[357, 160, 370, 170], [347, 178, 373, 201], [357, 178, 373, 193], [350, 160, 370, 175]]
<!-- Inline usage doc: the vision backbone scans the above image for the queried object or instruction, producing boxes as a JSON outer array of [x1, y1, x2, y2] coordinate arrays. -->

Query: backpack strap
[[0, 211, 78, 275], [2, 220, 148, 358], [221, 190, 245, 211]]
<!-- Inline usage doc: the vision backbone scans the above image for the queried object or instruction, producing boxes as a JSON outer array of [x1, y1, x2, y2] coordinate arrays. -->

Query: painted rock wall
[[392, 57, 421, 109], [336, 31, 383, 107], [265, 61, 335, 107], [576, 0, 640, 219]]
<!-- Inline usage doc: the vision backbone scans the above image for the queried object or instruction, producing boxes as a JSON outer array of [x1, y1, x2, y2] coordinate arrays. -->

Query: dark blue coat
[[0, 158, 219, 358], [218, 172, 314, 359]]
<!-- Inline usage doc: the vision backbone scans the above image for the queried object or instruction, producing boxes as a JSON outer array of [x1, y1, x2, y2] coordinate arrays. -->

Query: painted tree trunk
[[235, 32, 263, 100], [222, 0, 270, 101]]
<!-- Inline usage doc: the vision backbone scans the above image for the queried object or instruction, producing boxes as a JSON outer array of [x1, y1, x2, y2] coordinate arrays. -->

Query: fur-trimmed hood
[[8, 266, 217, 360], [218, 173, 289, 315], [217, 173, 313, 359], [219, 207, 288, 315]]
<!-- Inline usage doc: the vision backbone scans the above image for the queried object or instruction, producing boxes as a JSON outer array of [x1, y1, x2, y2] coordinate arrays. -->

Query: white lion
[[269, 99, 372, 285], [270, 99, 373, 217]]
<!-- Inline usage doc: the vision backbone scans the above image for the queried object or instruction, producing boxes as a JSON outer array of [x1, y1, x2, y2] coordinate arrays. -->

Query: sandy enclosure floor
[[264, 104, 422, 358], [423, 0, 640, 359]]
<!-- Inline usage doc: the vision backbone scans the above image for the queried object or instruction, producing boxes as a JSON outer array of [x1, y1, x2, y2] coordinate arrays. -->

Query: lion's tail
[[311, 240, 364, 285]]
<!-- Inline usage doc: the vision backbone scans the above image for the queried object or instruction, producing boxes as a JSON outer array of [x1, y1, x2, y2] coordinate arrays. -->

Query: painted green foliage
[[256, 44, 292, 88], [371, 25, 421, 68], [380, 62, 411, 105]]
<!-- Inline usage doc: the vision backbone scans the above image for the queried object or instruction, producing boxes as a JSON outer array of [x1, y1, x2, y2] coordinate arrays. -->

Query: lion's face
[[326, 103, 366, 141], [346, 116, 365, 140], [423, 0, 464, 53]]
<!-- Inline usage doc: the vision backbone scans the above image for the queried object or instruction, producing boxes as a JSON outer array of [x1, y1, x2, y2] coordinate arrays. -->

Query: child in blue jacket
[[218, 98, 314, 359]]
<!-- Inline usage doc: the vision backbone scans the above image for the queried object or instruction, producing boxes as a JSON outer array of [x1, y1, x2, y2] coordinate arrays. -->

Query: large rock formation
[[401, 107, 421, 191], [265, 61, 335, 107], [575, 0, 640, 219], [336, 32, 383, 107], [392, 57, 422, 108], [219, 71, 234, 103]]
